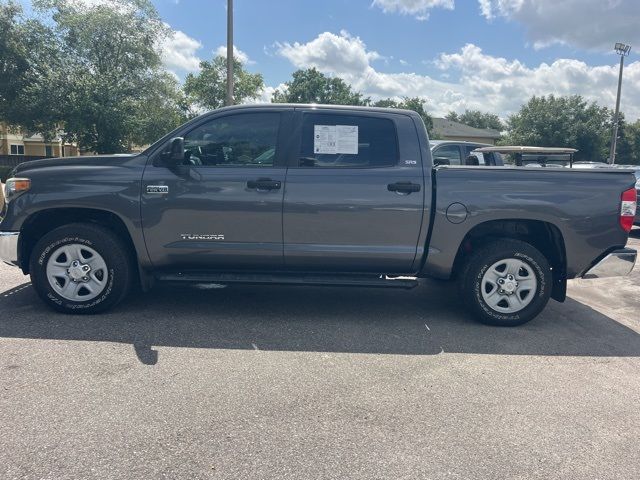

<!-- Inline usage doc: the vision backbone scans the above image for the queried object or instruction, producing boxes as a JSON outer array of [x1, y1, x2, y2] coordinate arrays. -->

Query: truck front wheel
[[460, 239, 551, 326], [29, 223, 133, 314]]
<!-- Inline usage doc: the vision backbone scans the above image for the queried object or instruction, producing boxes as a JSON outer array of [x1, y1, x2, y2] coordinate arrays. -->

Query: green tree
[[184, 55, 264, 112], [272, 68, 369, 106], [33, 0, 184, 153], [502, 95, 611, 162], [0, 2, 63, 139], [445, 111, 459, 122], [127, 73, 189, 149], [373, 97, 433, 134], [612, 116, 640, 165], [446, 109, 504, 131]]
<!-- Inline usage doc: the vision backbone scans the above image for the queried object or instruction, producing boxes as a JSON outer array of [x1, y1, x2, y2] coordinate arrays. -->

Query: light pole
[[608, 42, 631, 164], [226, 0, 234, 106]]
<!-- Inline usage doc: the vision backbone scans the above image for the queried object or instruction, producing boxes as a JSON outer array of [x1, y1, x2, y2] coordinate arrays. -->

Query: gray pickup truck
[[0, 104, 637, 326]]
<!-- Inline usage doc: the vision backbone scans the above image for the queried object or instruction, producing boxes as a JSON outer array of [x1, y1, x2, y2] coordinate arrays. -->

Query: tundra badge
[[180, 234, 225, 240], [147, 185, 169, 194]]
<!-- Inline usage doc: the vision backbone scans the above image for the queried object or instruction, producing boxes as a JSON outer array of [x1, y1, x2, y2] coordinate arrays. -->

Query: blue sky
[[18, 0, 640, 119], [154, 0, 616, 86]]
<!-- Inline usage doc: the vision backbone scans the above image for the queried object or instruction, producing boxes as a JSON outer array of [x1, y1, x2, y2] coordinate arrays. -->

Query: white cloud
[[275, 32, 640, 120], [479, 0, 639, 51], [159, 27, 203, 74], [241, 84, 286, 105], [214, 45, 255, 65], [277, 30, 382, 76], [435, 43, 640, 118], [372, 0, 454, 19], [374, 0, 638, 51]]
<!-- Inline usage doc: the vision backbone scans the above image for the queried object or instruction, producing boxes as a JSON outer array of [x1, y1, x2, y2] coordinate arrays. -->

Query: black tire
[[460, 239, 551, 326], [29, 223, 132, 314]]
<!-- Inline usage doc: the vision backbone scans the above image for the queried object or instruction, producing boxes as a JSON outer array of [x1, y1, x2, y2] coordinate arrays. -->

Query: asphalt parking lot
[[1, 232, 639, 479]]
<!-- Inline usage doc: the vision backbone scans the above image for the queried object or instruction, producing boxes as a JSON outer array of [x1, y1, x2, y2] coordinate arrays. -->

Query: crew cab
[[0, 104, 637, 326]]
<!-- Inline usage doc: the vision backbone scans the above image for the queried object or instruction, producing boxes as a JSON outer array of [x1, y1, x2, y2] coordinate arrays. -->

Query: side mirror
[[161, 137, 185, 166], [433, 157, 451, 166]]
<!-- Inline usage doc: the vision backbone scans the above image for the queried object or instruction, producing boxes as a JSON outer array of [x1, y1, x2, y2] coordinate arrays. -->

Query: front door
[[141, 110, 289, 270], [282, 110, 425, 273]]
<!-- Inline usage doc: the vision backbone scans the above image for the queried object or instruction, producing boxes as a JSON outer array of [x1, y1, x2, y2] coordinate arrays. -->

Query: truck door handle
[[247, 178, 281, 190], [387, 182, 421, 193]]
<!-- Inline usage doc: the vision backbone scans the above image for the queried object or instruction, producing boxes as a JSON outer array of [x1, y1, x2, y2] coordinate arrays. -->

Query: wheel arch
[[19, 207, 140, 278], [451, 219, 567, 302]]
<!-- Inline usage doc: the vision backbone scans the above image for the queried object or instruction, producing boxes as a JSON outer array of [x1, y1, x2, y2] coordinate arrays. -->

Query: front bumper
[[0, 231, 20, 267], [582, 248, 637, 279]]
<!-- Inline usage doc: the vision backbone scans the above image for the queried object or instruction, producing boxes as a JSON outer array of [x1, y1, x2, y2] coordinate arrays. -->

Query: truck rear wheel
[[29, 223, 132, 314], [460, 239, 551, 326]]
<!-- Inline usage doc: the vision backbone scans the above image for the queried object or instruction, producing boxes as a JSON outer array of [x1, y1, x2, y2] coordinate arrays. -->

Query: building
[[432, 118, 501, 145], [0, 123, 79, 160]]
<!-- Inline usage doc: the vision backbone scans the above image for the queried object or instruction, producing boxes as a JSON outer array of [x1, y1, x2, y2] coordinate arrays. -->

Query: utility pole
[[608, 43, 631, 164], [226, 0, 234, 106]]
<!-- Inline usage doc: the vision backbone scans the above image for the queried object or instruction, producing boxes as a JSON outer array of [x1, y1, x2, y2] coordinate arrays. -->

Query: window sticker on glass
[[336, 125, 358, 154], [314, 125, 359, 154], [314, 125, 337, 154]]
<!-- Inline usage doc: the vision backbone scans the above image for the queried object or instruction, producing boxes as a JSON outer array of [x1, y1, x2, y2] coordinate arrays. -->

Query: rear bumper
[[0, 231, 20, 267], [582, 248, 636, 279]]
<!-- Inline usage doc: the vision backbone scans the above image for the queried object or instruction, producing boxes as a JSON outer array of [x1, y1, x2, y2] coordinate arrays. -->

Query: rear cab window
[[298, 113, 399, 168]]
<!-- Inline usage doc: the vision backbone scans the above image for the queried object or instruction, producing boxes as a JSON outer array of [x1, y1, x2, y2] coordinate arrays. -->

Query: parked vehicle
[[0, 104, 637, 326], [430, 140, 504, 166], [572, 161, 610, 169], [472, 146, 578, 167]]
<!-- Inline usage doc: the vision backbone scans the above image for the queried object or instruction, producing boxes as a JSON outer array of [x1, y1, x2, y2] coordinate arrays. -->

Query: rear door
[[282, 109, 425, 273], [141, 108, 291, 270]]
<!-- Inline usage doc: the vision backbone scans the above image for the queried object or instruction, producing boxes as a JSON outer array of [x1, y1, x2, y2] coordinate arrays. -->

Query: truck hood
[[12, 154, 137, 175]]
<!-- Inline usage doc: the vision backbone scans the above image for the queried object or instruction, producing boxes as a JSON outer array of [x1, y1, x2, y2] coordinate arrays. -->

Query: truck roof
[[207, 103, 420, 117], [430, 140, 493, 147], [474, 146, 578, 154]]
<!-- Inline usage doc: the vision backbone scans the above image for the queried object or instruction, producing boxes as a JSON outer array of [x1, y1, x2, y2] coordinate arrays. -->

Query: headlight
[[4, 178, 31, 202]]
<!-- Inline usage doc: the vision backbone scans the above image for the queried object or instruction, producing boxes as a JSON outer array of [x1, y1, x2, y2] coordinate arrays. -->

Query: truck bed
[[423, 166, 636, 279]]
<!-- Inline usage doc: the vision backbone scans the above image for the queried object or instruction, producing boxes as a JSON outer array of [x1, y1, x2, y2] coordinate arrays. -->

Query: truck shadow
[[0, 279, 639, 365]]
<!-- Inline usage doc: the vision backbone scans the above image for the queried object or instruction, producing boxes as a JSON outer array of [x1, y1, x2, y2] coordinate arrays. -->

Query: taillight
[[620, 187, 637, 232]]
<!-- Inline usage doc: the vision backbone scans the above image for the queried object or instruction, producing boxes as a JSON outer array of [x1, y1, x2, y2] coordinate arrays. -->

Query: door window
[[298, 113, 398, 168], [432, 145, 462, 165], [182, 113, 280, 167]]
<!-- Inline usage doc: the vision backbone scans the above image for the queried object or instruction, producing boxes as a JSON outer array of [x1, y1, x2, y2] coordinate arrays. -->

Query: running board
[[156, 272, 419, 289]]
